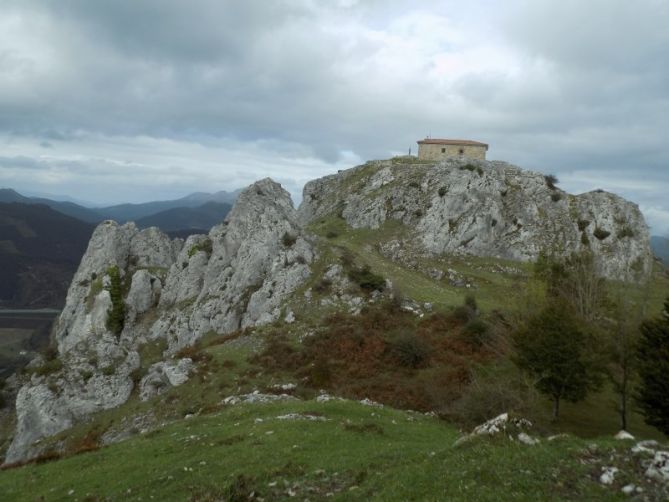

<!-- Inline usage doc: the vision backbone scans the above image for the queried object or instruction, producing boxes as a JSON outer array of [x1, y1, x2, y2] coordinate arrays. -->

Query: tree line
[[512, 251, 669, 435]]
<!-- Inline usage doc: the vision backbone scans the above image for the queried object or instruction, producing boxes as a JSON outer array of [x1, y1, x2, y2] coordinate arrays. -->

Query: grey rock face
[[152, 178, 313, 352], [139, 358, 193, 402], [299, 158, 652, 281], [6, 178, 313, 463]]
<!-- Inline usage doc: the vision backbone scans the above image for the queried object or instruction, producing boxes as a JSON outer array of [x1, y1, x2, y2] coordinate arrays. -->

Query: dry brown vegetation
[[252, 300, 507, 416]]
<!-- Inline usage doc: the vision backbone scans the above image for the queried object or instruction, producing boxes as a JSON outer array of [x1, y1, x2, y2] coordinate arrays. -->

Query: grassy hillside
[[1, 399, 667, 501], [1, 194, 667, 500]]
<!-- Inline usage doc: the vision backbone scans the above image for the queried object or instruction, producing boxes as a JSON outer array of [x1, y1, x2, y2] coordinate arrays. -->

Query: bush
[[580, 232, 590, 246], [448, 372, 542, 427], [313, 278, 332, 293], [188, 238, 213, 258], [348, 265, 385, 292], [577, 219, 591, 231], [617, 226, 635, 238], [550, 192, 562, 202], [389, 332, 431, 368], [101, 365, 116, 376], [593, 227, 611, 240], [106, 265, 125, 336], [464, 294, 478, 312], [461, 319, 491, 346], [325, 230, 339, 239], [281, 232, 297, 247], [438, 187, 447, 197], [33, 358, 64, 377], [544, 174, 559, 190]]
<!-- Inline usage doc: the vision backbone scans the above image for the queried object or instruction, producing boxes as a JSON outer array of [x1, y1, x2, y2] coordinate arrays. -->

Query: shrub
[[448, 372, 541, 427], [438, 187, 447, 197], [593, 227, 611, 240], [580, 232, 590, 246], [313, 278, 332, 293], [348, 265, 385, 292], [414, 209, 423, 218], [389, 332, 431, 368], [308, 357, 332, 387], [550, 192, 562, 202], [577, 219, 591, 231], [281, 232, 297, 247], [325, 230, 339, 239], [43, 345, 59, 361], [544, 174, 559, 190], [408, 181, 420, 188], [460, 164, 477, 172], [188, 238, 213, 258], [461, 319, 491, 346], [451, 306, 475, 324], [105, 265, 125, 336], [33, 358, 64, 377], [464, 294, 478, 312], [617, 226, 635, 238], [101, 365, 116, 376]]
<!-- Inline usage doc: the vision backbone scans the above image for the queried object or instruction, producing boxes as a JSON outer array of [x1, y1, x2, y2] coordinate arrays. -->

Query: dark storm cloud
[[0, 0, 667, 231]]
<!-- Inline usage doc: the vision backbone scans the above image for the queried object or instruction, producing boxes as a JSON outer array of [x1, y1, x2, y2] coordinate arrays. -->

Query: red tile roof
[[417, 139, 488, 147]]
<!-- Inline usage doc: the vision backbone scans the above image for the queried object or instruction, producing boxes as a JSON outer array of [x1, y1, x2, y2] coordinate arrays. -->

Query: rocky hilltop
[[4, 158, 655, 464], [299, 157, 652, 281], [5, 179, 312, 463]]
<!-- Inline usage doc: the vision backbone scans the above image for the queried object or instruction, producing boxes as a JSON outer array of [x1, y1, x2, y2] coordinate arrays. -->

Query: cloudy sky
[[0, 0, 668, 233]]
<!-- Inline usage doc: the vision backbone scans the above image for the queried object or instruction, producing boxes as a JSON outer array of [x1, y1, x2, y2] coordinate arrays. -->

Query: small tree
[[636, 297, 669, 435], [513, 302, 603, 420], [106, 265, 126, 336], [535, 251, 607, 322]]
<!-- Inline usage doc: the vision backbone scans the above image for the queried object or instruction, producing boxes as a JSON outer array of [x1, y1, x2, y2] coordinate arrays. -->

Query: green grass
[[308, 216, 535, 312], [1, 399, 666, 501]]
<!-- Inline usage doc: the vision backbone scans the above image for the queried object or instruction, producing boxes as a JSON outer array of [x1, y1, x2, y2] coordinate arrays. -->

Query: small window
[[441, 148, 446, 153]]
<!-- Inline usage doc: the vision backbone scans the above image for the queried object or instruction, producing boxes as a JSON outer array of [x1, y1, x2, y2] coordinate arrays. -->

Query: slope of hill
[[651, 235, 669, 264], [134, 201, 232, 231], [2, 160, 668, 498], [0, 202, 94, 308], [1, 399, 667, 500]]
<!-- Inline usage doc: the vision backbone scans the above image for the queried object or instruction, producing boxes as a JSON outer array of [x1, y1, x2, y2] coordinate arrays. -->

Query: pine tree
[[636, 297, 669, 435], [106, 265, 125, 336]]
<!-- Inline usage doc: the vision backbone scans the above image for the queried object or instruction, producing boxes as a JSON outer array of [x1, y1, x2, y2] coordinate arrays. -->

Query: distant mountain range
[[651, 235, 669, 265], [0, 188, 239, 308], [0, 188, 239, 225], [135, 201, 232, 231]]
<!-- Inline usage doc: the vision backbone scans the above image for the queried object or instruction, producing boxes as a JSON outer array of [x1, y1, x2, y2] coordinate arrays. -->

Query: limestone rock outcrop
[[5, 178, 313, 464], [299, 158, 652, 281]]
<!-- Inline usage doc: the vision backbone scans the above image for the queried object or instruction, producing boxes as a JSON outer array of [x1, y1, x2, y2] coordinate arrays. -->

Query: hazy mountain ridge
[[0, 188, 240, 224], [134, 201, 232, 231]]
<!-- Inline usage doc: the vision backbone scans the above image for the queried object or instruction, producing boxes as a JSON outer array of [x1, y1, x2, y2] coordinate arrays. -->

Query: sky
[[0, 0, 667, 234]]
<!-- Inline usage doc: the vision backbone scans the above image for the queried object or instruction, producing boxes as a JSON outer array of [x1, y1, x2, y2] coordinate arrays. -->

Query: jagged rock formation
[[299, 158, 652, 281], [5, 158, 655, 464], [5, 179, 313, 463]]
